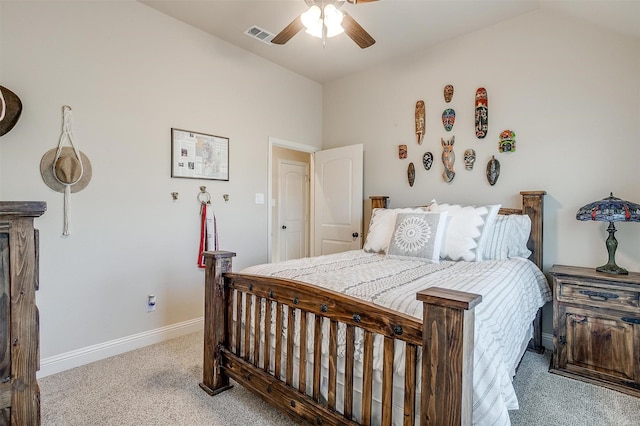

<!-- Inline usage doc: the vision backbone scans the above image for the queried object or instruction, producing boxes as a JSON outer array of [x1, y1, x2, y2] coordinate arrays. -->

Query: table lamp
[[576, 193, 640, 275]]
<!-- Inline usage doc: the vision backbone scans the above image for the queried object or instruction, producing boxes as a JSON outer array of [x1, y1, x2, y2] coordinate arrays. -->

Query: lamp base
[[595, 221, 629, 275], [596, 263, 629, 275]]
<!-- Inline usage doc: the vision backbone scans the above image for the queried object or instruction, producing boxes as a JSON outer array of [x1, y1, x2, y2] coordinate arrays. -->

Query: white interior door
[[279, 160, 309, 261], [313, 144, 363, 256]]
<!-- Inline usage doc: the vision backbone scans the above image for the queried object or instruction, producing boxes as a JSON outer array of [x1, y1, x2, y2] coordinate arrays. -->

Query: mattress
[[241, 250, 552, 425]]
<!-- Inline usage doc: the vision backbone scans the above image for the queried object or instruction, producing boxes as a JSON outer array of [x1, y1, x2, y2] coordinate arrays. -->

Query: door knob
[[352, 232, 359, 238], [282, 225, 287, 230]]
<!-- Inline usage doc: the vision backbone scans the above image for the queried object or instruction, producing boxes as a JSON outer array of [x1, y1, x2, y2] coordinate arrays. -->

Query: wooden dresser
[[0, 202, 46, 425], [549, 264, 640, 397]]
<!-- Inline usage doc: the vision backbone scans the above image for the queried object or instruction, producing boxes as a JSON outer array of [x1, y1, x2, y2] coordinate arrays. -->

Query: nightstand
[[549, 265, 640, 397]]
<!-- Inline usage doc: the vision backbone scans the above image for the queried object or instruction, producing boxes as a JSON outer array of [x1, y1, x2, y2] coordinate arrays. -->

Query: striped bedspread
[[242, 250, 551, 425]]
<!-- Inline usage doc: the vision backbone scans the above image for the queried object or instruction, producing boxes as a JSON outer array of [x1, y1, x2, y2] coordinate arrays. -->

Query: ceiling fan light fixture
[[323, 4, 345, 37], [301, 3, 344, 39], [300, 5, 322, 34]]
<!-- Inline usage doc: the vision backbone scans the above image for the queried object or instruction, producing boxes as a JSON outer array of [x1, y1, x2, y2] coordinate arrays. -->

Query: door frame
[[267, 137, 318, 263]]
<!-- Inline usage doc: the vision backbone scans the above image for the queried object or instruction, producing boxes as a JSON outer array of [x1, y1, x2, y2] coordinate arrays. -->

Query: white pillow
[[363, 207, 428, 254], [484, 214, 532, 260], [387, 212, 447, 262], [428, 201, 501, 261]]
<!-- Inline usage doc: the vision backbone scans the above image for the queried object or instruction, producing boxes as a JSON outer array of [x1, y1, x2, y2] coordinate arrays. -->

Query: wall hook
[[223, 194, 229, 202], [197, 186, 211, 204], [171, 192, 179, 201]]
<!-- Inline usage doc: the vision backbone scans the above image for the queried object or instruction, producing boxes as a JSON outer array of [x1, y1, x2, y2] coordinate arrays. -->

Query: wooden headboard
[[369, 190, 546, 270]]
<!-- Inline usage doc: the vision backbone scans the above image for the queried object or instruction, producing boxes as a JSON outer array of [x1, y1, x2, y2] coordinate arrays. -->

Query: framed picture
[[171, 128, 229, 181]]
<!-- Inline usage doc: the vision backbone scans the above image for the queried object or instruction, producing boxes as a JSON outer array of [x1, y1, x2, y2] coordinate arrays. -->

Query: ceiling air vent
[[244, 25, 275, 44]]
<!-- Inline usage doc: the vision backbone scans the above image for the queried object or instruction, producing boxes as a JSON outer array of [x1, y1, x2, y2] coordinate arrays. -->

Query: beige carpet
[[40, 331, 640, 425], [40, 332, 293, 426], [510, 347, 640, 425]]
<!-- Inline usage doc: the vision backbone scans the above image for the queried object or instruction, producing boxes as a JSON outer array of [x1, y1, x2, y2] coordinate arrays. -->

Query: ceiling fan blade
[[346, 0, 379, 4], [271, 15, 305, 45], [342, 13, 375, 49]]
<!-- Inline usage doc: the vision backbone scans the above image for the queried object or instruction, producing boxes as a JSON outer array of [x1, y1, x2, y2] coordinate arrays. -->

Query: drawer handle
[[578, 290, 619, 301], [568, 314, 586, 323], [621, 317, 640, 325]]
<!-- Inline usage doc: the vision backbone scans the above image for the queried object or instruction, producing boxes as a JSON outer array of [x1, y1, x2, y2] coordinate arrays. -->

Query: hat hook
[[197, 186, 211, 204], [62, 106, 73, 132]]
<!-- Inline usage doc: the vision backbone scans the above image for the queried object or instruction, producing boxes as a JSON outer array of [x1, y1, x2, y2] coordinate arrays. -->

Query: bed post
[[369, 195, 389, 209], [199, 250, 236, 396], [520, 191, 546, 353], [520, 191, 545, 271], [416, 288, 482, 426]]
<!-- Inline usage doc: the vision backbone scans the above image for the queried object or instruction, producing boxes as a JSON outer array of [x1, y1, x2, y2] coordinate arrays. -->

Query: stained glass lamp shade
[[576, 193, 640, 275]]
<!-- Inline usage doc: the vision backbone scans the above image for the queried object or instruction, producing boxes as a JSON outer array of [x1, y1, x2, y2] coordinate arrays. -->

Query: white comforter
[[242, 250, 551, 426]]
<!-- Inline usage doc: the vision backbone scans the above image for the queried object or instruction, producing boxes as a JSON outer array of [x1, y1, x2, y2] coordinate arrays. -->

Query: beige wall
[[0, 1, 322, 369]]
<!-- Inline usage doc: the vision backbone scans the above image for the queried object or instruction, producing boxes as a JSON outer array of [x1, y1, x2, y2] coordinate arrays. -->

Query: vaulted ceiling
[[140, 1, 640, 84]]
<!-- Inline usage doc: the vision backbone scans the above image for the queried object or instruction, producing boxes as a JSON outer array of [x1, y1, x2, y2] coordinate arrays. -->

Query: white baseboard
[[38, 317, 204, 378]]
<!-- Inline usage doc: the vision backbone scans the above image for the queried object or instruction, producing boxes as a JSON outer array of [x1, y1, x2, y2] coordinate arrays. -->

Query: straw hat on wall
[[40, 147, 92, 193], [40, 105, 92, 236], [0, 85, 23, 136]]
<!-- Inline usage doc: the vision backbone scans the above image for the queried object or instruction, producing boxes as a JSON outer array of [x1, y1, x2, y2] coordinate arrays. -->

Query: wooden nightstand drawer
[[557, 279, 639, 310]]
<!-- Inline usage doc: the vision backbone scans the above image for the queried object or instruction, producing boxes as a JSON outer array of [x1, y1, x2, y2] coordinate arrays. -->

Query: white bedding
[[241, 250, 551, 426]]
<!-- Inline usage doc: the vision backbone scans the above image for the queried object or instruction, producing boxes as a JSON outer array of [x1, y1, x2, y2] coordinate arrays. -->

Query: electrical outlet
[[147, 294, 156, 312]]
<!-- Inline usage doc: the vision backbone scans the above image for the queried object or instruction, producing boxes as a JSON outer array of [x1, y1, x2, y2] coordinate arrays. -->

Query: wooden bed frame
[[200, 190, 546, 425]]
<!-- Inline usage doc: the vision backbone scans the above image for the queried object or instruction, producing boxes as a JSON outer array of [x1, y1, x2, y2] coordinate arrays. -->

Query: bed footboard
[[201, 251, 482, 425]]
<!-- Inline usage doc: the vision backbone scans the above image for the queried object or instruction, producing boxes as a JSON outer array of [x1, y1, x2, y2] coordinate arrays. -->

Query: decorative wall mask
[[422, 152, 433, 170], [499, 129, 516, 153], [444, 84, 454, 103], [408, 162, 415, 187], [441, 136, 456, 183], [398, 144, 407, 159], [475, 87, 488, 139], [442, 108, 455, 132], [486, 155, 500, 186], [463, 149, 476, 170], [415, 100, 425, 144]]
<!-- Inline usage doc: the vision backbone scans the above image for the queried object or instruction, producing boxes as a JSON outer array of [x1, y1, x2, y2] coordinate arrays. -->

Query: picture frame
[[171, 128, 229, 181]]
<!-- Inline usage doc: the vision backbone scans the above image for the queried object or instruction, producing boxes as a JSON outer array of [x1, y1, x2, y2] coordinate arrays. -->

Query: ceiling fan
[[271, 0, 378, 49]]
